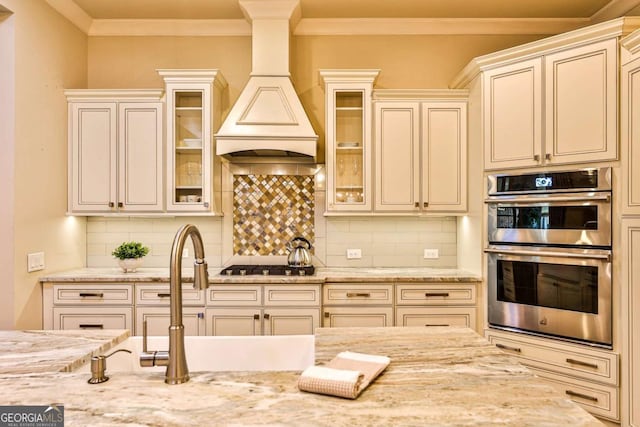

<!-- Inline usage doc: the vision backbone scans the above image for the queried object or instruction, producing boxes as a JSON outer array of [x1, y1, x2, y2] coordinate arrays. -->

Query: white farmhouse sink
[[76, 335, 315, 373]]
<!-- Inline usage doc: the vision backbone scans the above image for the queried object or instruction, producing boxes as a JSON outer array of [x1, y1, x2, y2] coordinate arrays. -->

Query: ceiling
[[46, 0, 640, 36]]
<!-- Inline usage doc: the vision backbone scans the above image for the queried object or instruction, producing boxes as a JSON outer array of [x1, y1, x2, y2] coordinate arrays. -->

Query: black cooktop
[[220, 264, 315, 276]]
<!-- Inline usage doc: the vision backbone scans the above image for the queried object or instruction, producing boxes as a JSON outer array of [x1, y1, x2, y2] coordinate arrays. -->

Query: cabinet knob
[[263, 313, 270, 320], [108, 202, 115, 208], [204, 202, 209, 208], [324, 312, 330, 318], [545, 153, 551, 161], [533, 154, 540, 162], [253, 314, 260, 320], [423, 202, 428, 208], [414, 202, 419, 208], [118, 202, 124, 208]]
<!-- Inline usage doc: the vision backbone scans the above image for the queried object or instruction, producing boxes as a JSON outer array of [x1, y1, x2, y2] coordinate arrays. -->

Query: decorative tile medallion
[[233, 175, 314, 255]]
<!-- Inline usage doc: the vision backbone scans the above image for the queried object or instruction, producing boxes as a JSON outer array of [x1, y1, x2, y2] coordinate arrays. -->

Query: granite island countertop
[[38, 267, 481, 284], [0, 327, 602, 426]]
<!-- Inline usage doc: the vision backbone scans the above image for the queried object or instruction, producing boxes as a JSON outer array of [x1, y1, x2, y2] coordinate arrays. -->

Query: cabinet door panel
[[374, 102, 420, 211], [621, 56, 640, 214], [322, 307, 393, 327], [421, 102, 467, 212], [53, 307, 132, 330], [264, 308, 320, 335], [483, 58, 542, 170], [118, 103, 163, 212], [70, 103, 117, 211], [205, 308, 261, 336], [544, 39, 617, 164], [395, 307, 476, 329], [136, 307, 205, 336]]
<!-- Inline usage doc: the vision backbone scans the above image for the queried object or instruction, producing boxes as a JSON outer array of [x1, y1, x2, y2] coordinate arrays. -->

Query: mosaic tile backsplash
[[233, 175, 314, 256]]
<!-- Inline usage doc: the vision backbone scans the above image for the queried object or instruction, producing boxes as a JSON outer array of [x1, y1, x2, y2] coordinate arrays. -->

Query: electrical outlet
[[423, 249, 439, 259], [27, 252, 45, 272], [183, 248, 189, 258], [346, 249, 362, 259]]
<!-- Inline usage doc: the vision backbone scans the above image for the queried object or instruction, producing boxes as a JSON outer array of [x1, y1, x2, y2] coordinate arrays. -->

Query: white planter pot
[[118, 258, 144, 273]]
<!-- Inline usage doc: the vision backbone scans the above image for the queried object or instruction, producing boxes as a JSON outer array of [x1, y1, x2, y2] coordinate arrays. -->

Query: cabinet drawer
[[486, 330, 618, 385], [136, 307, 205, 336], [396, 283, 477, 305], [323, 284, 393, 305], [532, 368, 619, 421], [206, 286, 262, 306], [52, 307, 133, 330], [396, 307, 476, 329], [136, 284, 205, 306], [264, 285, 320, 306], [52, 284, 133, 305]]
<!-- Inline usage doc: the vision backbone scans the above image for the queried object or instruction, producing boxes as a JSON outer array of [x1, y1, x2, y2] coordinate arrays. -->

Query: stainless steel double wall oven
[[485, 167, 612, 348]]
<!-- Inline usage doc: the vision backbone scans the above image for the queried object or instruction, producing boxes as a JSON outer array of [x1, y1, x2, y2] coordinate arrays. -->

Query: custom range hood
[[215, 0, 318, 161]]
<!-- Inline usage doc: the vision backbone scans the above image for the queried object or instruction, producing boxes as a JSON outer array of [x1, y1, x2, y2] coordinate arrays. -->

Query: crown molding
[[89, 19, 250, 36], [63, 89, 164, 101], [295, 18, 587, 36], [621, 27, 640, 52], [373, 89, 469, 100]]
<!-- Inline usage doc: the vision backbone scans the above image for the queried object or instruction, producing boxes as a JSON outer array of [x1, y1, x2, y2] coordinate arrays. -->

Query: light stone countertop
[[38, 267, 480, 284], [0, 327, 602, 426]]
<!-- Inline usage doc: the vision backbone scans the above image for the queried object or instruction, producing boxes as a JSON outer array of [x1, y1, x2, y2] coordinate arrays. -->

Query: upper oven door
[[486, 192, 611, 247]]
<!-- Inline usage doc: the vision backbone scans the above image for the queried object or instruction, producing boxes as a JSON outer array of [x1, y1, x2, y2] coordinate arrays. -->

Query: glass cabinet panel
[[334, 91, 364, 205], [173, 91, 204, 205]]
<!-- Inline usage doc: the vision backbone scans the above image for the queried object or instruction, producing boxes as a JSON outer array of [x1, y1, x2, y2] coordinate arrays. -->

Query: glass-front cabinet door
[[320, 70, 379, 213], [159, 69, 227, 213]]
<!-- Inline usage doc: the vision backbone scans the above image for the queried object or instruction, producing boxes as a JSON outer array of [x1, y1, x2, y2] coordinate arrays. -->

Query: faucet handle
[[139, 320, 169, 368]]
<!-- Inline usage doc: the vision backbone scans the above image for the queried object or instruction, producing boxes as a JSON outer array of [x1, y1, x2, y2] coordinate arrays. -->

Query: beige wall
[[0, 0, 88, 329]]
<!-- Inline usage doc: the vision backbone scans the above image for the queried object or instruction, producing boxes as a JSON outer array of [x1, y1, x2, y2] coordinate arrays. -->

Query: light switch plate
[[27, 252, 45, 272], [423, 249, 439, 259], [346, 249, 362, 259]]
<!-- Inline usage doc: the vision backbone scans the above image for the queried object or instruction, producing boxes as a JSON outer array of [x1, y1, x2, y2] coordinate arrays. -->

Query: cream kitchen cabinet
[[135, 283, 206, 336], [205, 285, 321, 336], [621, 218, 640, 427], [322, 283, 394, 327], [486, 329, 619, 421], [395, 282, 477, 331], [159, 69, 226, 214], [320, 70, 379, 212], [621, 48, 640, 215], [373, 94, 467, 213], [65, 90, 163, 214], [42, 283, 134, 331], [482, 38, 617, 170]]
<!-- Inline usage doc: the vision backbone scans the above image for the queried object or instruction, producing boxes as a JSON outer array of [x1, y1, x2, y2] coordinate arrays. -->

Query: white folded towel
[[297, 351, 390, 399]]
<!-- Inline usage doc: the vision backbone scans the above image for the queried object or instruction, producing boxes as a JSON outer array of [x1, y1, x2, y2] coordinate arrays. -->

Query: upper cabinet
[[66, 90, 164, 214], [621, 34, 640, 216], [373, 92, 468, 213], [482, 38, 617, 170], [320, 70, 379, 212], [159, 69, 227, 214]]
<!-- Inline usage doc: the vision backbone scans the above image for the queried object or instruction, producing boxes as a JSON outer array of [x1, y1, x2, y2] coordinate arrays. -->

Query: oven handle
[[484, 194, 610, 204], [484, 247, 611, 261]]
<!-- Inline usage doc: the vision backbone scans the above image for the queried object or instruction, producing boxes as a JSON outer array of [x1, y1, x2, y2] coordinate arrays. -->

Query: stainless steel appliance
[[485, 168, 612, 348], [287, 237, 313, 267], [220, 264, 315, 276]]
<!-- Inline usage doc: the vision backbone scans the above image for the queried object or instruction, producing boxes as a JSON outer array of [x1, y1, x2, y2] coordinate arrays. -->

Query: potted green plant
[[112, 241, 149, 273]]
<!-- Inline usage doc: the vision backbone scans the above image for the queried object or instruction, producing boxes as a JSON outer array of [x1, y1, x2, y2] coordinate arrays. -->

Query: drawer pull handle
[[495, 343, 522, 353], [79, 292, 104, 298], [425, 324, 450, 327], [425, 292, 450, 298], [157, 293, 171, 298], [566, 358, 599, 369], [565, 390, 598, 402], [79, 324, 104, 329], [346, 292, 371, 298], [253, 314, 260, 320]]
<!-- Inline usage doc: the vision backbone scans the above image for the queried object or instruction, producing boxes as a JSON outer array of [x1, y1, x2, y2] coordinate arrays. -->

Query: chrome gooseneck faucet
[[139, 224, 209, 384]]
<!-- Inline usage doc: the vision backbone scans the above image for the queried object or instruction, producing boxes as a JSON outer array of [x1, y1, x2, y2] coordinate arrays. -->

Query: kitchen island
[[0, 326, 602, 426]]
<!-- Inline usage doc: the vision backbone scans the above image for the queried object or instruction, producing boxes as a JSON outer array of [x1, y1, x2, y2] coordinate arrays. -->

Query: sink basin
[[76, 335, 315, 373]]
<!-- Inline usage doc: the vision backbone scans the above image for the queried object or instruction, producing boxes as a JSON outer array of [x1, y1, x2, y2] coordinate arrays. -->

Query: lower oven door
[[485, 244, 612, 347]]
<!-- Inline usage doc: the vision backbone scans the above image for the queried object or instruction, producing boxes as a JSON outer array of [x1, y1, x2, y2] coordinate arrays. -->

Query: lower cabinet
[[205, 285, 321, 336], [395, 282, 478, 331], [52, 306, 133, 331], [486, 329, 619, 421], [322, 283, 394, 327]]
